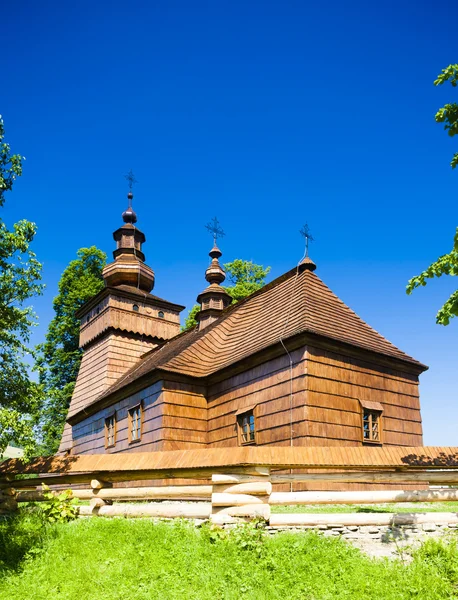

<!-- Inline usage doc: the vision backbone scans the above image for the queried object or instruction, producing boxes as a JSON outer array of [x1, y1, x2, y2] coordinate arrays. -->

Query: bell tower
[[59, 185, 184, 452]]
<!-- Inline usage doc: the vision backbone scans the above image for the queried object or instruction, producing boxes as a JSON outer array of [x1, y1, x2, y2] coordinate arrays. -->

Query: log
[[4, 467, 269, 489], [91, 479, 112, 490], [17, 485, 212, 503], [211, 504, 270, 523], [269, 488, 458, 505], [78, 502, 211, 519], [270, 512, 458, 527], [212, 482, 272, 496], [270, 471, 458, 485], [211, 469, 270, 484], [212, 493, 269, 507]]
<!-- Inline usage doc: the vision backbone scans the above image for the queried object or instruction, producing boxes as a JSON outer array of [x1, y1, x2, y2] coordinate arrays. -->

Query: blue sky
[[3, 0, 457, 444]]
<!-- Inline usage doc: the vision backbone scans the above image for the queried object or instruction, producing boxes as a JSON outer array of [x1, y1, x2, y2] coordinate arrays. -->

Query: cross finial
[[205, 217, 225, 244], [125, 169, 137, 190], [300, 223, 315, 257]]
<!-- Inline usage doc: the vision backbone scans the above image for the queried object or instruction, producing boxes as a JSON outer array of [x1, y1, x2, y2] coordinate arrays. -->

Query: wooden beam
[[17, 485, 212, 503], [269, 488, 458, 505], [78, 503, 211, 519], [270, 471, 458, 485]]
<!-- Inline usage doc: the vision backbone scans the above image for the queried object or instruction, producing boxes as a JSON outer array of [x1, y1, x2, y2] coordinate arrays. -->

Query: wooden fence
[[2, 446, 458, 526]]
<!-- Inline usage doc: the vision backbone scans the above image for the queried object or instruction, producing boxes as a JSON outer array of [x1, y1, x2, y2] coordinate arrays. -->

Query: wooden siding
[[161, 381, 208, 450], [79, 292, 181, 348], [67, 332, 158, 419], [207, 348, 307, 448], [72, 382, 165, 454], [305, 346, 423, 448]]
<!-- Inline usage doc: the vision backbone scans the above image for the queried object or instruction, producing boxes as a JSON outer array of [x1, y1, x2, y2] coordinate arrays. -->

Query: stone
[[368, 527, 380, 534], [347, 526, 359, 532], [422, 523, 436, 532]]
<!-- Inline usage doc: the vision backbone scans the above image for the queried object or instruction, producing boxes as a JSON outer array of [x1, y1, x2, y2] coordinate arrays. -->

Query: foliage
[[183, 259, 271, 330], [0, 116, 23, 206], [183, 303, 201, 331], [224, 259, 271, 302], [0, 508, 50, 575], [36, 247, 106, 454], [406, 227, 458, 325], [0, 116, 44, 457], [434, 64, 458, 169], [40, 484, 78, 524], [0, 518, 457, 599], [406, 66, 458, 324]]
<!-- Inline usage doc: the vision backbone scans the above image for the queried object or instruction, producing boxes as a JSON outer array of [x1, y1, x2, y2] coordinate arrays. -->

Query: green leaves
[[0, 118, 43, 458], [223, 259, 271, 303], [40, 484, 78, 524], [407, 66, 458, 323], [434, 65, 458, 168], [35, 246, 106, 454], [407, 227, 458, 325], [0, 116, 23, 207]]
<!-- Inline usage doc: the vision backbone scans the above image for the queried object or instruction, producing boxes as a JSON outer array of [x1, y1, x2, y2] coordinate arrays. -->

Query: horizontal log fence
[[2, 446, 458, 525]]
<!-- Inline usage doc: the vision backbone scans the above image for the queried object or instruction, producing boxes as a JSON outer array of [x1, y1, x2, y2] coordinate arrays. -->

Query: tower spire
[[102, 175, 155, 291], [122, 170, 138, 224], [299, 223, 317, 271], [196, 218, 232, 330]]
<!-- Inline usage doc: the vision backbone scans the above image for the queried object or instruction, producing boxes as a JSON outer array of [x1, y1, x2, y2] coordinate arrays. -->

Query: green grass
[[272, 501, 458, 514], [2, 511, 458, 599]]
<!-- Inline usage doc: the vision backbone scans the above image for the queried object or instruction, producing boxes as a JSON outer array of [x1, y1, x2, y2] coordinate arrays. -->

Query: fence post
[[89, 479, 113, 511], [0, 485, 18, 515], [210, 468, 271, 525]]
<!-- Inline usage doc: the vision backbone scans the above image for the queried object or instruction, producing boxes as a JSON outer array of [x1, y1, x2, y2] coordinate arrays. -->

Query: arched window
[[133, 304, 139, 312], [158, 311, 165, 319]]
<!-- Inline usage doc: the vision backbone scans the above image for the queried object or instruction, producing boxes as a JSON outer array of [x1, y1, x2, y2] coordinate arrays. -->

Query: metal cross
[[205, 217, 225, 244], [300, 223, 315, 256], [125, 169, 138, 191]]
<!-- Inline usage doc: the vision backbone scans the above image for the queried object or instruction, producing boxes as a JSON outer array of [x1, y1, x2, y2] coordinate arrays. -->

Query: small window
[[128, 405, 142, 443], [105, 414, 116, 448], [133, 304, 139, 312], [158, 310, 165, 318], [237, 410, 256, 445], [362, 409, 382, 443]]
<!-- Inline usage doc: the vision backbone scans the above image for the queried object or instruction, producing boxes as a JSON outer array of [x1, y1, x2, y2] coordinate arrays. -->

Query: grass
[[1, 510, 458, 599], [272, 501, 458, 514]]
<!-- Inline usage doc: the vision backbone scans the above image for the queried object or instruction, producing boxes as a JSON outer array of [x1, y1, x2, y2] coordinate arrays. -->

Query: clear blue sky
[[3, 1, 457, 445]]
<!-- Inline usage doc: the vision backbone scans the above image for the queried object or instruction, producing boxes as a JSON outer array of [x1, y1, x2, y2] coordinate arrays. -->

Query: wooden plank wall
[[161, 381, 208, 450], [305, 346, 423, 447], [72, 381, 165, 454], [68, 331, 158, 418], [207, 348, 307, 447]]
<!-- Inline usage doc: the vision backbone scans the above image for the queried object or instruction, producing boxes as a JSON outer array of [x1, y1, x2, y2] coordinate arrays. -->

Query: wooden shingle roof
[[70, 265, 426, 418]]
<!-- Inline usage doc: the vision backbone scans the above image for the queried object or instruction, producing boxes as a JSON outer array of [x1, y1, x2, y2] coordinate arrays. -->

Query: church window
[[158, 311, 165, 318], [128, 405, 142, 443], [362, 409, 382, 443], [237, 410, 256, 445], [133, 304, 139, 312], [105, 414, 116, 448]]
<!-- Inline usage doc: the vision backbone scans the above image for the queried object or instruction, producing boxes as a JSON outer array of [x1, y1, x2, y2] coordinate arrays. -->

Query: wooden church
[[59, 191, 427, 457]]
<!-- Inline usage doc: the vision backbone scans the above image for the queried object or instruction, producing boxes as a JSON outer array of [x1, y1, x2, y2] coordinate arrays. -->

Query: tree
[[183, 259, 271, 330], [434, 64, 458, 169], [223, 259, 271, 302], [0, 116, 44, 457], [406, 228, 458, 325], [36, 247, 106, 454], [406, 65, 458, 324]]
